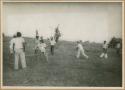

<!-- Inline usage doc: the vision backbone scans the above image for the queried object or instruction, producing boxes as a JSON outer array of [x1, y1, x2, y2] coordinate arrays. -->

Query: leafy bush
[[109, 37, 122, 48]]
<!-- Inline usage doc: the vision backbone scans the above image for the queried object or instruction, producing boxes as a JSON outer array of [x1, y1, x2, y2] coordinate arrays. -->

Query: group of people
[[34, 34, 57, 62], [9, 25, 61, 70], [34, 26, 61, 61], [9, 25, 121, 70], [76, 40, 109, 59]]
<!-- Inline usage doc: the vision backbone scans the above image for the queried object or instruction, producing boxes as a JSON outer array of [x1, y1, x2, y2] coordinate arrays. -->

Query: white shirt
[[38, 43, 47, 52], [77, 43, 84, 51], [103, 43, 108, 49], [13, 37, 25, 49], [50, 40, 56, 45]]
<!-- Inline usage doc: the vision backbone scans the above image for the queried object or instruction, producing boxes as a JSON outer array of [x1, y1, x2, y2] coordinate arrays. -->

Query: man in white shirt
[[100, 40, 108, 59], [49, 37, 56, 55], [12, 32, 26, 70], [76, 40, 89, 59]]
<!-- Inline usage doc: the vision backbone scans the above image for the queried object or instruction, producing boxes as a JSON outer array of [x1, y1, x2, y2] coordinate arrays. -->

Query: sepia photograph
[[1, 0, 124, 89]]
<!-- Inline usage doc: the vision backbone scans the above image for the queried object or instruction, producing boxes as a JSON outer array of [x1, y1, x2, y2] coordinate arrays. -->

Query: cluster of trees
[[108, 37, 122, 48]]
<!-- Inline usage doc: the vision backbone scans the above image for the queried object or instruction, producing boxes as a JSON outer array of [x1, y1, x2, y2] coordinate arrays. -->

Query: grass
[[3, 37, 122, 86]]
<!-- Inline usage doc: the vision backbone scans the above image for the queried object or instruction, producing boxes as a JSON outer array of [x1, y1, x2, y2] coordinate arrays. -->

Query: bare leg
[[76, 50, 80, 59]]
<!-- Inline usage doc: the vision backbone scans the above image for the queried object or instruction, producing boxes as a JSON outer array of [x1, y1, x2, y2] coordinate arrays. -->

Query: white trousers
[[100, 53, 108, 59], [76, 49, 88, 59], [14, 49, 26, 70]]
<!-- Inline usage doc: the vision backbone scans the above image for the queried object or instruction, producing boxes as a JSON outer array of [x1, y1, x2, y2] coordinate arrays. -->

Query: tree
[[109, 37, 122, 48]]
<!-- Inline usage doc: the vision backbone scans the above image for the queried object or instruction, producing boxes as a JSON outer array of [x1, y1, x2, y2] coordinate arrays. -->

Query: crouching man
[[100, 40, 108, 59]]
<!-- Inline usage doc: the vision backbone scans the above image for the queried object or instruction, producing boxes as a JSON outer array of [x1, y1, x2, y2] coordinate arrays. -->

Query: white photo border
[[0, 0, 124, 90]]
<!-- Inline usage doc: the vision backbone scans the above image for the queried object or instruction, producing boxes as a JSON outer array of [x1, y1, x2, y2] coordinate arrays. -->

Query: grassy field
[[3, 37, 122, 87]]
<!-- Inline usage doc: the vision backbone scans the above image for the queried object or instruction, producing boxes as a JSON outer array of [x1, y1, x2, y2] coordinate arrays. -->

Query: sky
[[3, 2, 122, 43]]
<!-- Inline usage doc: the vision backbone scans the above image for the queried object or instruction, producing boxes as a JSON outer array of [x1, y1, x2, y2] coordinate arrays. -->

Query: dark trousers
[[51, 45, 54, 55]]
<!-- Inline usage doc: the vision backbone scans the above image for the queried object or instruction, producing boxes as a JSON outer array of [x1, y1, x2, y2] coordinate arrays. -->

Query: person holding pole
[[54, 24, 61, 43]]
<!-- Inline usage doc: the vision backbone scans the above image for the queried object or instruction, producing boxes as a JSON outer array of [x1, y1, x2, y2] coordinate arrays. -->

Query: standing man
[[34, 30, 40, 54], [9, 34, 16, 55], [100, 40, 108, 59], [49, 36, 56, 55], [76, 40, 89, 59], [34, 35, 40, 54], [12, 32, 26, 70]]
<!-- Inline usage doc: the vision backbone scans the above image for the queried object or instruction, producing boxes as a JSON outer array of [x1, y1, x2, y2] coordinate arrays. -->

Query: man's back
[[13, 37, 25, 49]]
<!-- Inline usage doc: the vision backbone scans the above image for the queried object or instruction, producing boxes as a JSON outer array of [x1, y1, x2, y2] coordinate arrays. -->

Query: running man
[[76, 40, 89, 59], [100, 40, 108, 59]]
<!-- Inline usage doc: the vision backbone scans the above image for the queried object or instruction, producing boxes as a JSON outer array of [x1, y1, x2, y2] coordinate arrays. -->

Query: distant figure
[[37, 39, 48, 62], [54, 25, 61, 43], [34, 30, 40, 54], [12, 32, 26, 70], [34, 35, 40, 54], [116, 42, 121, 55], [100, 41, 108, 59], [40, 36, 44, 41], [76, 40, 89, 59], [49, 36, 56, 55]]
